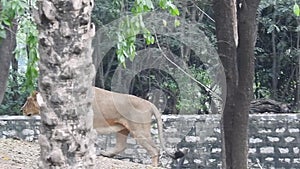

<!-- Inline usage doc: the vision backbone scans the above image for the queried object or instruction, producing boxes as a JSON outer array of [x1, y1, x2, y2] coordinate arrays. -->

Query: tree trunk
[[11, 56, 19, 101], [213, 1, 238, 168], [36, 0, 96, 168], [0, 22, 17, 104], [94, 62, 104, 88], [235, 1, 259, 168], [271, 26, 278, 99], [213, 0, 260, 168], [296, 19, 300, 110]]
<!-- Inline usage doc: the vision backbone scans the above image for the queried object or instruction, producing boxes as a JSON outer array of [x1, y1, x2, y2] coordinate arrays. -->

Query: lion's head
[[21, 91, 40, 116]]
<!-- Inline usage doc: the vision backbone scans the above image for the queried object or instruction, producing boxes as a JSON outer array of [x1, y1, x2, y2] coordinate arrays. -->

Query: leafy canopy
[[1, 0, 178, 91], [116, 0, 179, 67], [0, 0, 38, 92]]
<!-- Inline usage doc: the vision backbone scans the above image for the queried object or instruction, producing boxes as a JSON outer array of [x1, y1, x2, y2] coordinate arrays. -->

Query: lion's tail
[[151, 104, 180, 159]]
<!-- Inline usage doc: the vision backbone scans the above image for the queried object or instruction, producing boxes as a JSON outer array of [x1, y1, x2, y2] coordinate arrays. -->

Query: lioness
[[22, 87, 180, 166]]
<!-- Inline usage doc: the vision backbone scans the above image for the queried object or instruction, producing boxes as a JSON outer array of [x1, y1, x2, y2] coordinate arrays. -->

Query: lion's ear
[[31, 91, 39, 100]]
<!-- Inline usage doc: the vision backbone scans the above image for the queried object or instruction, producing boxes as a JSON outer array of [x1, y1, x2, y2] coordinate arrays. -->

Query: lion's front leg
[[101, 129, 129, 157]]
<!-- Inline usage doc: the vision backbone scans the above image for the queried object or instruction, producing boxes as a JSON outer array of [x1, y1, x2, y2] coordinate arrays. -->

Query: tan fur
[[21, 91, 40, 116], [22, 87, 175, 167]]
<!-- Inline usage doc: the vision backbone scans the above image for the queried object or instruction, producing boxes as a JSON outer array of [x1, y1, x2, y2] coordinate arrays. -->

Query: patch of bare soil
[[0, 138, 164, 169]]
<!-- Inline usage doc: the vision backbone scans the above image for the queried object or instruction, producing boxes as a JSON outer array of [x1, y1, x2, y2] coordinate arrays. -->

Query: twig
[[153, 33, 223, 103], [192, 1, 215, 23]]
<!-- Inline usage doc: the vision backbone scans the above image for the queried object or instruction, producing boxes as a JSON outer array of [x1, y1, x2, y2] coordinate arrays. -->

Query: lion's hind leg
[[101, 129, 129, 157], [131, 130, 159, 167]]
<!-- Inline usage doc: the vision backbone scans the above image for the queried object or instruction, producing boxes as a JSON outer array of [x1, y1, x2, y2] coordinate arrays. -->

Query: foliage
[[0, 0, 39, 92], [0, 0, 26, 39], [0, 0, 38, 115], [0, 0, 182, 115], [0, 69, 30, 115], [174, 65, 212, 114], [255, 0, 300, 105], [3, 0, 178, 92], [93, 1, 217, 114], [16, 8, 39, 92], [7, 0, 300, 115], [293, 3, 300, 16], [92, 0, 122, 28], [129, 64, 212, 114], [93, 0, 180, 67], [114, 0, 179, 66]]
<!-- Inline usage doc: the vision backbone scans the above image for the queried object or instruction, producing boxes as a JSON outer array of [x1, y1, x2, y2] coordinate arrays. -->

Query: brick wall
[[0, 114, 299, 168]]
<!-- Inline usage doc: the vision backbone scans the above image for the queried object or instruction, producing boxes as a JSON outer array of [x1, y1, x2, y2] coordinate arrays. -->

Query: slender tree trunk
[[36, 0, 96, 168], [271, 26, 278, 99], [95, 63, 104, 88], [213, 1, 238, 168], [11, 56, 19, 101], [296, 19, 300, 110], [297, 66, 300, 110], [235, 1, 259, 168], [92, 34, 104, 88], [213, 0, 260, 168], [0, 21, 17, 104]]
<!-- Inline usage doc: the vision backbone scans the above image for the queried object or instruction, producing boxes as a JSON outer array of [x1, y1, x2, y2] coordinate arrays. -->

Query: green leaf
[[168, 4, 180, 16], [149, 36, 154, 44], [118, 53, 126, 63], [171, 8, 180, 16], [145, 0, 154, 10], [129, 46, 136, 61], [159, 0, 167, 9], [145, 34, 154, 45], [296, 25, 300, 32], [0, 30, 7, 39], [3, 19, 11, 26], [163, 19, 167, 27], [174, 19, 180, 27], [293, 3, 300, 17]]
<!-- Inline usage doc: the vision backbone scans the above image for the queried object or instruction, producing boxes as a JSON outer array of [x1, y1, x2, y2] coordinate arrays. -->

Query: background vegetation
[[1, 0, 300, 115]]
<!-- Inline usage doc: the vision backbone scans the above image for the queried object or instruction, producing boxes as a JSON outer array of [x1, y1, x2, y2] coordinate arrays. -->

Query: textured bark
[[213, 1, 238, 169], [213, 0, 260, 169], [235, 2, 260, 169], [0, 22, 17, 104], [36, 0, 96, 168]]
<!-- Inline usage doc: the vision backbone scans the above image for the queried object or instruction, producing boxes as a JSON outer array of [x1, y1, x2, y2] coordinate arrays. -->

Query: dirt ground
[[0, 138, 164, 169]]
